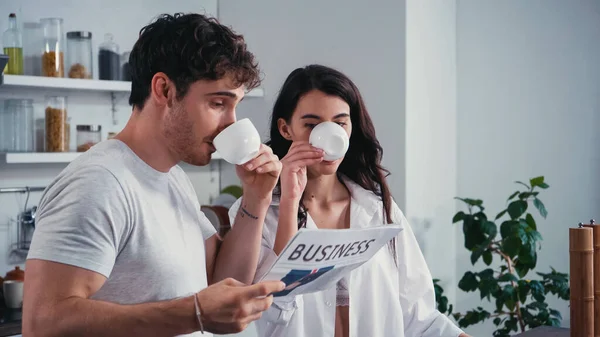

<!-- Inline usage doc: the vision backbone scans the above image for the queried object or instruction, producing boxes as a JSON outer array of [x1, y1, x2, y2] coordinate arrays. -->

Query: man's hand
[[236, 144, 282, 201], [196, 278, 285, 334]]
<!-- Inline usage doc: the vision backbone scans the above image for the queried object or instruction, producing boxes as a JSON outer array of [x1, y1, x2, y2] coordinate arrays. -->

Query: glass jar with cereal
[[40, 18, 65, 77], [45, 96, 68, 152]]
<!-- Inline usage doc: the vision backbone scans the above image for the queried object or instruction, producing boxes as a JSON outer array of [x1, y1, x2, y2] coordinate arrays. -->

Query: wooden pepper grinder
[[584, 219, 600, 337], [571, 223, 594, 337]]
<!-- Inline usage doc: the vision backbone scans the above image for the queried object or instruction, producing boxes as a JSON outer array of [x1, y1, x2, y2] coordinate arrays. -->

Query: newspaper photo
[[259, 225, 402, 298]]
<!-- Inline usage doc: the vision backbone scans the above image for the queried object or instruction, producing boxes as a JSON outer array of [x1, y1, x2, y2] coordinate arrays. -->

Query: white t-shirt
[[27, 139, 216, 336]]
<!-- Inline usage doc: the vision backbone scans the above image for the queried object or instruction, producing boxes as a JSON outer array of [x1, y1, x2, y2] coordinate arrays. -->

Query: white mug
[[213, 118, 261, 165], [3, 280, 23, 309]]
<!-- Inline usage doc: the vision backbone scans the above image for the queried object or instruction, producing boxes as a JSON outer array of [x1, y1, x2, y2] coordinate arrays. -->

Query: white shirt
[[228, 177, 464, 337]]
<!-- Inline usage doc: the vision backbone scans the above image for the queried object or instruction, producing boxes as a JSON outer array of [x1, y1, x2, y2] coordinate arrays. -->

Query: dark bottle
[[98, 33, 120, 80]]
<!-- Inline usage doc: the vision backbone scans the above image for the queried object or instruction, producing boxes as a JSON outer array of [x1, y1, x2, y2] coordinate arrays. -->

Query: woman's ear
[[277, 118, 293, 140]]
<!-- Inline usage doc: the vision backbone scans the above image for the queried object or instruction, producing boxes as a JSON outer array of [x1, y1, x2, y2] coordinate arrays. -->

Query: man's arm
[[211, 145, 282, 285], [23, 259, 284, 337], [211, 196, 271, 284]]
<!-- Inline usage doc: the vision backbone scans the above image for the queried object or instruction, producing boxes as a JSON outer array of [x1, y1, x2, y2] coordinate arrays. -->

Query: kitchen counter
[[0, 309, 21, 337]]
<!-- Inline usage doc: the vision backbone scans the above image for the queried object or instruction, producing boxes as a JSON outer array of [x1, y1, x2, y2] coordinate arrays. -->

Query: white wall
[[218, 0, 406, 210], [456, 0, 600, 334], [0, 0, 219, 280], [405, 0, 458, 304]]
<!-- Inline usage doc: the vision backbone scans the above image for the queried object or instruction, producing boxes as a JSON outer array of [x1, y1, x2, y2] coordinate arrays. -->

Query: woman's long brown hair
[[266, 64, 397, 262]]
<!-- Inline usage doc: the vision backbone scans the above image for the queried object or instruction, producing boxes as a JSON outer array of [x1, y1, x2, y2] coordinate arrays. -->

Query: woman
[[228, 65, 468, 337]]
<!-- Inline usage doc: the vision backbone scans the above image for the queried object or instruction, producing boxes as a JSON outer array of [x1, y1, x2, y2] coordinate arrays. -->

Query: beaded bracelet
[[193, 293, 205, 334]]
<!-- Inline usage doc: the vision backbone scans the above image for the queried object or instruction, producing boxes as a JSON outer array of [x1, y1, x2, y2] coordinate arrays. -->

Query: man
[[23, 13, 283, 337]]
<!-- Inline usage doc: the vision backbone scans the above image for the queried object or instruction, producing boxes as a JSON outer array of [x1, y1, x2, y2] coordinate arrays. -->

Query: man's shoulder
[[40, 141, 133, 203]]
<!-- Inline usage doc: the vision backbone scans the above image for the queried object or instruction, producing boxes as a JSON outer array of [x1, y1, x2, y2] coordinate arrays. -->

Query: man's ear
[[277, 118, 293, 140], [150, 72, 174, 107]]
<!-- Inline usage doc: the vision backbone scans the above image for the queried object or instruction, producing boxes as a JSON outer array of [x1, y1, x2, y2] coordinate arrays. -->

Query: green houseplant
[[434, 176, 569, 337]]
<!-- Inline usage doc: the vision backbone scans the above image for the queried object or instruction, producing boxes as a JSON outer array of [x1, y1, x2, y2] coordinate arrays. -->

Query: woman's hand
[[279, 141, 324, 201]]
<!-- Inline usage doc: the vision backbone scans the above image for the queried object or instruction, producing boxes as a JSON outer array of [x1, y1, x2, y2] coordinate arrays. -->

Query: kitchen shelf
[[3, 152, 223, 164], [0, 75, 265, 97]]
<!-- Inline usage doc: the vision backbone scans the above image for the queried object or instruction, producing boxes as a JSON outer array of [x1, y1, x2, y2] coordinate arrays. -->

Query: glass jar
[[0, 100, 12, 151], [40, 18, 65, 77], [45, 95, 67, 152], [4, 99, 34, 152], [66, 31, 92, 79], [76, 125, 101, 152], [98, 33, 120, 80]]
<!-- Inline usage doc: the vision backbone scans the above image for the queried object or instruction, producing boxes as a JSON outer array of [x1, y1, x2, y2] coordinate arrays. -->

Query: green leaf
[[464, 216, 487, 250], [456, 197, 483, 207], [528, 230, 543, 243], [483, 221, 497, 238], [538, 182, 550, 189], [479, 268, 495, 279], [495, 296, 505, 312], [526, 301, 548, 310], [498, 273, 518, 282], [526, 213, 537, 230], [549, 309, 562, 320], [530, 176, 544, 188], [453, 211, 465, 223], [502, 285, 515, 301], [500, 220, 518, 239], [534, 198, 548, 218], [470, 249, 484, 265], [493, 317, 502, 325], [483, 250, 493, 265], [517, 222, 529, 244], [507, 191, 520, 201], [495, 209, 508, 220], [518, 280, 530, 302], [507, 200, 528, 219], [530, 280, 546, 302], [515, 260, 530, 278], [458, 272, 479, 292], [503, 236, 521, 258], [474, 211, 488, 222], [457, 308, 490, 328], [515, 181, 531, 189], [519, 191, 539, 199], [518, 243, 537, 266]]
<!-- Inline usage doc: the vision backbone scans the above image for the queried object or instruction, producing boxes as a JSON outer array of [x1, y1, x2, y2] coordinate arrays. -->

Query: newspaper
[[259, 225, 403, 298]]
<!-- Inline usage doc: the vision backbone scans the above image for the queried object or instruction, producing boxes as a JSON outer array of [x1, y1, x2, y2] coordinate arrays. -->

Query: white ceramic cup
[[3, 280, 23, 309], [309, 122, 350, 161], [213, 118, 261, 165]]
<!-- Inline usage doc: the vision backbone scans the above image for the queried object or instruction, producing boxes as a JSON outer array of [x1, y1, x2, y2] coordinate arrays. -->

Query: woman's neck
[[304, 174, 349, 206]]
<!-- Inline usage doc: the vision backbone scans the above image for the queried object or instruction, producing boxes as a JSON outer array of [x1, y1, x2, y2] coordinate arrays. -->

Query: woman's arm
[[273, 198, 300, 255]]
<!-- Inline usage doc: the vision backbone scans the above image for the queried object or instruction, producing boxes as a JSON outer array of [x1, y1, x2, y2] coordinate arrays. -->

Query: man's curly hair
[[128, 13, 261, 109]]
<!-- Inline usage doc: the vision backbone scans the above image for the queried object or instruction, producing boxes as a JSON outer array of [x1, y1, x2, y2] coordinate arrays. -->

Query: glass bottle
[[98, 33, 120, 80], [40, 18, 65, 77], [66, 31, 93, 79], [3, 13, 24, 75]]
